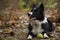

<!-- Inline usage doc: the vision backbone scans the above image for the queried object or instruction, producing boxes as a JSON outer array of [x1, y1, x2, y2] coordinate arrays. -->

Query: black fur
[[28, 24, 37, 38], [28, 3, 44, 21], [27, 3, 55, 39], [41, 19, 55, 32]]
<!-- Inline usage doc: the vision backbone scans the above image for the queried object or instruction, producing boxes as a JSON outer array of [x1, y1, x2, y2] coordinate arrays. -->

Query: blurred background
[[0, 0, 60, 40]]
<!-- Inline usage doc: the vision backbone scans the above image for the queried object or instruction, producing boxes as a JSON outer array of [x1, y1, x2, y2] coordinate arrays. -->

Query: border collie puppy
[[27, 3, 55, 39]]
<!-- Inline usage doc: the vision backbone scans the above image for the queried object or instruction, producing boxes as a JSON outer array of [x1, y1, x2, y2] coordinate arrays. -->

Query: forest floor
[[0, 9, 59, 40]]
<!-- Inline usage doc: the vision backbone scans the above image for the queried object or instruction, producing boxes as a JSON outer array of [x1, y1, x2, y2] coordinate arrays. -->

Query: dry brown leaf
[[3, 29, 12, 33]]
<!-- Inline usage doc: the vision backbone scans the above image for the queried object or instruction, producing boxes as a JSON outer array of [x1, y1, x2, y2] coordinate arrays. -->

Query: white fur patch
[[28, 12, 33, 15], [27, 35, 32, 39], [38, 21, 44, 33], [44, 33, 49, 38], [31, 20, 44, 34], [34, 8, 36, 10], [41, 17, 48, 23]]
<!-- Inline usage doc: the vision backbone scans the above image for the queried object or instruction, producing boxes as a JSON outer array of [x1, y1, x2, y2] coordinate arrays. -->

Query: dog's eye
[[28, 12, 33, 17], [28, 12, 33, 15]]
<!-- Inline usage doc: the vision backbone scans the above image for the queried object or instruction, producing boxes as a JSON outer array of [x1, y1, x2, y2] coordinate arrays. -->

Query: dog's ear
[[28, 4, 36, 17], [31, 3, 36, 11], [37, 3, 44, 17], [38, 3, 44, 12]]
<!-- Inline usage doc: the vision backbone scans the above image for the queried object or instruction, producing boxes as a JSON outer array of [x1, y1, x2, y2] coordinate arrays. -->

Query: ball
[[37, 33, 43, 39]]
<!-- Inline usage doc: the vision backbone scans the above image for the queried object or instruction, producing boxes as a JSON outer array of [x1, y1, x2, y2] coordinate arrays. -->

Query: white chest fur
[[30, 20, 44, 34], [30, 17, 48, 34]]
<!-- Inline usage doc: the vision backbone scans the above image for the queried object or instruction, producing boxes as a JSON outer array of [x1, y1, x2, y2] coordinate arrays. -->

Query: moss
[[18, 1, 26, 9], [7, 37, 14, 40], [0, 37, 3, 40]]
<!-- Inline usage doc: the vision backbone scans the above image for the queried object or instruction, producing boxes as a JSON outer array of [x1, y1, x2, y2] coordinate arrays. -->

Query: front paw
[[27, 35, 32, 40], [44, 33, 49, 39]]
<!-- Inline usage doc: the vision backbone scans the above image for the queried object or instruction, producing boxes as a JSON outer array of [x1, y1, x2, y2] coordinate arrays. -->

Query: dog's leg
[[44, 33, 49, 38], [42, 31, 49, 38], [27, 34, 32, 39], [27, 32, 36, 40]]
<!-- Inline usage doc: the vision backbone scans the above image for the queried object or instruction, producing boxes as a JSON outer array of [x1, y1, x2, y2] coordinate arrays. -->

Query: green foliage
[[18, 0, 30, 11], [46, 3, 57, 9], [21, 7, 30, 12], [18, 1, 26, 9], [45, 0, 57, 9], [18, 0, 57, 11], [7, 37, 14, 40]]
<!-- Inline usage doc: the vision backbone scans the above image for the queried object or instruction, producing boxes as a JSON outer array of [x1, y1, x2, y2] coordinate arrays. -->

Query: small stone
[[0, 30, 3, 33], [57, 27, 60, 30], [19, 17, 22, 19]]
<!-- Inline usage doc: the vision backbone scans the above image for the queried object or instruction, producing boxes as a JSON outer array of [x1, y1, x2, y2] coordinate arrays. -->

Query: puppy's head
[[28, 3, 44, 21]]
